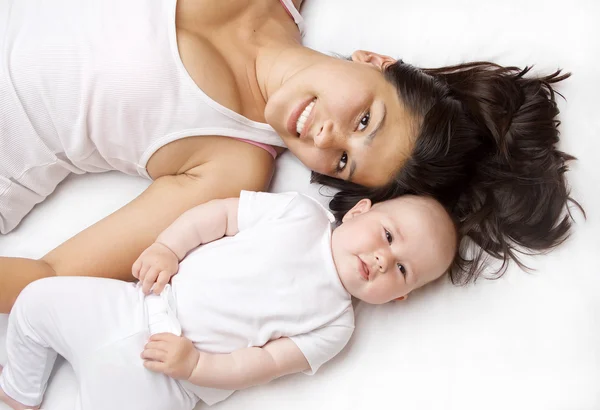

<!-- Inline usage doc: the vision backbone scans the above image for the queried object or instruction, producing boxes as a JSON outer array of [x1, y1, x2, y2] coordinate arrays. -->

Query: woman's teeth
[[296, 99, 316, 136]]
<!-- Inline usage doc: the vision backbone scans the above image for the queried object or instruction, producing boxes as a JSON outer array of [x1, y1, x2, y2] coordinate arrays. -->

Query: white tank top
[[0, 0, 301, 178]]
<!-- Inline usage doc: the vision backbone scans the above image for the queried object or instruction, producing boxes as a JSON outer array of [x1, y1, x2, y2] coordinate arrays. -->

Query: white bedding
[[1, 0, 599, 409]]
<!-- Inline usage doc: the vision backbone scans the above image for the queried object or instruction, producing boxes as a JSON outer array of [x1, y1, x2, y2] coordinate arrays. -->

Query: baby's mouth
[[358, 257, 370, 281]]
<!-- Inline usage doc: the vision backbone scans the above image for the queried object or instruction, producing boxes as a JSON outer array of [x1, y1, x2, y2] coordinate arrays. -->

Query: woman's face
[[265, 51, 416, 187]]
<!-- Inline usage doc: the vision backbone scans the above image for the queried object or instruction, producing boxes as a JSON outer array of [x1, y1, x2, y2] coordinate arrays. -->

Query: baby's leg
[[75, 332, 198, 410], [0, 276, 146, 409]]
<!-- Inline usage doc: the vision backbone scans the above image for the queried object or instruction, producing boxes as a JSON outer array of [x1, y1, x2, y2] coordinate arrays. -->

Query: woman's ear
[[351, 50, 396, 71], [341, 198, 372, 223]]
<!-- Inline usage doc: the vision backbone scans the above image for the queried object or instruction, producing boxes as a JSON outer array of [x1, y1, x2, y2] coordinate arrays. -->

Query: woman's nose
[[313, 120, 337, 149]]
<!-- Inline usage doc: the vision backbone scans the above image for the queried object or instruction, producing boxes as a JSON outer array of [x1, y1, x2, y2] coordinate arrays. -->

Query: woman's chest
[[174, 0, 284, 123], [175, 29, 266, 123]]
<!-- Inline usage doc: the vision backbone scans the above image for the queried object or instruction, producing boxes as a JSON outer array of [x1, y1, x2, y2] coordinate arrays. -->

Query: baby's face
[[331, 195, 456, 304]]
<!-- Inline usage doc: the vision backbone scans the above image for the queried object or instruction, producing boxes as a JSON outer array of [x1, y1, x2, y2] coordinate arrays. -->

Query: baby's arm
[[155, 197, 240, 259], [142, 334, 309, 390], [132, 197, 240, 294], [188, 337, 310, 390]]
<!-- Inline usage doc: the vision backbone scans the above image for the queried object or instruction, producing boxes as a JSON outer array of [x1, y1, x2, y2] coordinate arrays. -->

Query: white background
[[1, 0, 599, 409]]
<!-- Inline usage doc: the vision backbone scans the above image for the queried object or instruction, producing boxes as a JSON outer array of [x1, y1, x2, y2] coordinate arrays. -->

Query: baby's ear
[[341, 198, 372, 222]]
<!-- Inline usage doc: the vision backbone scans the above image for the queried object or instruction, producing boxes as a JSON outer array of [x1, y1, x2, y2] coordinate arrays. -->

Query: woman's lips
[[358, 257, 369, 281], [287, 97, 315, 138]]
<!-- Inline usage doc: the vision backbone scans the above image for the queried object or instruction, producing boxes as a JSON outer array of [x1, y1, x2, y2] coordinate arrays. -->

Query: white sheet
[[1, 0, 599, 409]]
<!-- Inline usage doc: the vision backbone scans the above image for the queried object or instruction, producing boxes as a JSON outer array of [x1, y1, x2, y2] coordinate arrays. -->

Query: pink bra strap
[[238, 139, 278, 159], [279, 0, 305, 35]]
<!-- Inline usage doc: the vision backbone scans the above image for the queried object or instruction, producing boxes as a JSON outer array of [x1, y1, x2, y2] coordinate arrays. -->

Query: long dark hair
[[312, 60, 583, 284]]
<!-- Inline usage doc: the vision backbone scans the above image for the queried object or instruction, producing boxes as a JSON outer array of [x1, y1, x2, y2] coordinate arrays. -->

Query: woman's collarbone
[[177, 28, 266, 123]]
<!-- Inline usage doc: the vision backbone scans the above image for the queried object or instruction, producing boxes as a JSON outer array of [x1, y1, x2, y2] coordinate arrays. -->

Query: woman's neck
[[217, 0, 312, 109], [255, 43, 325, 105]]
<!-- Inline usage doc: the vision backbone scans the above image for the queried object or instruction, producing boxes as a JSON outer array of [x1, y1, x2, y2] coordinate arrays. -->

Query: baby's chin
[[349, 292, 378, 305], [350, 291, 395, 305]]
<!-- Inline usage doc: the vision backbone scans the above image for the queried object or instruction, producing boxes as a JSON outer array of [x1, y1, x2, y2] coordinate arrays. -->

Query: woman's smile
[[287, 97, 317, 137]]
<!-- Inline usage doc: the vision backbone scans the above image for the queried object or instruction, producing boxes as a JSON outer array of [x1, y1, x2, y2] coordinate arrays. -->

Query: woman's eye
[[357, 112, 370, 132], [397, 263, 406, 277], [385, 229, 393, 244], [337, 152, 348, 172]]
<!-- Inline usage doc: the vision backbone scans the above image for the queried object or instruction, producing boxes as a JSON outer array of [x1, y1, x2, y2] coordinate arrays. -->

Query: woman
[[313, 61, 581, 284], [0, 0, 578, 312]]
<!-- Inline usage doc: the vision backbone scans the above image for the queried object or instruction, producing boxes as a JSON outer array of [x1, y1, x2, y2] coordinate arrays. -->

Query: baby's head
[[331, 195, 457, 304]]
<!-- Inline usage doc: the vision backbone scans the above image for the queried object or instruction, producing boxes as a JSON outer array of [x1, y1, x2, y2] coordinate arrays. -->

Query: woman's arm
[[0, 148, 273, 313]]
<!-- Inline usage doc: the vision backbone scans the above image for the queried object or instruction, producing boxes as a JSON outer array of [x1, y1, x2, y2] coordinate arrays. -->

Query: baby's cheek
[[369, 283, 395, 304]]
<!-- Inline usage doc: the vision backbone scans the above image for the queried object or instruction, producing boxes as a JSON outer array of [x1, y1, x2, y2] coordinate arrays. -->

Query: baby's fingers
[[142, 267, 160, 294], [144, 340, 168, 352], [137, 262, 151, 284], [132, 258, 143, 279], [152, 271, 172, 295], [143, 359, 167, 374], [149, 333, 179, 343], [141, 348, 167, 362]]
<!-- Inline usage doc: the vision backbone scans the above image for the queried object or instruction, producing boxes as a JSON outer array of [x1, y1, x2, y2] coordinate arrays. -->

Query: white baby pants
[[0, 277, 198, 410]]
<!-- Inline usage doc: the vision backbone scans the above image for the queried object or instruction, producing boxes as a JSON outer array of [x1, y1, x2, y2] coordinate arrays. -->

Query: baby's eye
[[385, 229, 392, 244], [357, 112, 370, 132], [397, 263, 406, 277], [337, 152, 348, 172]]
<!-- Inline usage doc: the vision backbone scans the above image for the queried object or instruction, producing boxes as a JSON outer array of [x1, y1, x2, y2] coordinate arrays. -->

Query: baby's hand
[[132, 242, 179, 295], [141, 333, 199, 380]]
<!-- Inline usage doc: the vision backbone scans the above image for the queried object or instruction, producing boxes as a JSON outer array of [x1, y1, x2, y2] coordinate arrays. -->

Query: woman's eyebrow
[[348, 161, 357, 182], [366, 105, 387, 146], [348, 105, 387, 182]]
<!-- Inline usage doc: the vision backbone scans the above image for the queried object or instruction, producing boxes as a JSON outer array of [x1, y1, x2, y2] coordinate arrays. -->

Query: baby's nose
[[375, 254, 389, 273]]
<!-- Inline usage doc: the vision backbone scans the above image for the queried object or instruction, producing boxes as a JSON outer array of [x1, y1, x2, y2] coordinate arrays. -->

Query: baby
[[0, 191, 457, 410]]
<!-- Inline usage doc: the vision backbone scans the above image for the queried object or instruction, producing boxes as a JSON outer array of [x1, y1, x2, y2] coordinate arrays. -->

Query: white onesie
[[0, 0, 301, 233], [173, 191, 355, 404], [0, 192, 354, 409]]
